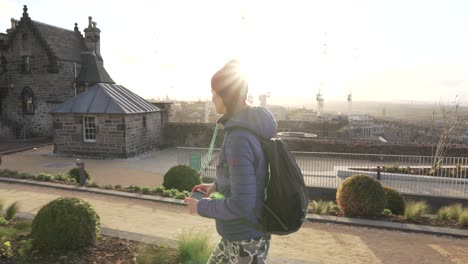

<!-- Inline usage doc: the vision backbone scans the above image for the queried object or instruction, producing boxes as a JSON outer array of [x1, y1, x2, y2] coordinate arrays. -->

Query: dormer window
[[22, 56, 31, 73]]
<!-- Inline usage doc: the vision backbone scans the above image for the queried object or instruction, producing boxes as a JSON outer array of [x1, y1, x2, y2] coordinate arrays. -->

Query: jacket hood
[[220, 107, 277, 139]]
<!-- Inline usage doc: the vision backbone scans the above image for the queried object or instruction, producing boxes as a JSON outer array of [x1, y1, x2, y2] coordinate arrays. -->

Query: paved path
[[2, 182, 468, 264]]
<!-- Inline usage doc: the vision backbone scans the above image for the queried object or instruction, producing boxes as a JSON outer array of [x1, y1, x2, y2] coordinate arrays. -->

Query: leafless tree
[[432, 96, 465, 168]]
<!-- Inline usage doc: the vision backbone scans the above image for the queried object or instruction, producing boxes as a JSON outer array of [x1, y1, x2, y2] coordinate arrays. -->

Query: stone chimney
[[83, 16, 102, 60]]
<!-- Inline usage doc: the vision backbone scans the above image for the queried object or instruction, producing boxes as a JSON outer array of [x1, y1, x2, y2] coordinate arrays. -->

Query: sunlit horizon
[[1, 0, 467, 106]]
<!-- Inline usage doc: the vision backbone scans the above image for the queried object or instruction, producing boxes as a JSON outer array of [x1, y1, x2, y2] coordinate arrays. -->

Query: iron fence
[[177, 147, 468, 199]]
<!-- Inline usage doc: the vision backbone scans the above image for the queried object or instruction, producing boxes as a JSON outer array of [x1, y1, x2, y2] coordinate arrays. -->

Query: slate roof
[[52, 83, 161, 114], [31, 21, 87, 62], [75, 52, 114, 85]]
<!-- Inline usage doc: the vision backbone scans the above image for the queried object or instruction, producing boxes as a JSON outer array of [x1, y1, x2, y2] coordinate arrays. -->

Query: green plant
[[141, 186, 151, 195], [19, 172, 35, 179], [86, 181, 99, 188], [383, 209, 392, 216], [37, 172, 55, 181], [68, 167, 91, 183], [383, 186, 406, 215], [163, 165, 201, 192], [177, 230, 212, 264], [17, 238, 33, 258], [308, 200, 333, 215], [114, 184, 122, 190], [54, 172, 71, 182], [31, 197, 100, 252], [404, 201, 429, 220], [328, 203, 340, 214], [437, 206, 450, 220], [5, 201, 19, 221], [0, 216, 7, 225], [130, 185, 141, 193], [169, 189, 179, 197], [336, 174, 386, 217], [447, 203, 463, 220], [459, 210, 468, 226], [162, 190, 172, 198], [175, 192, 187, 199], [137, 244, 178, 264], [1, 240, 12, 258], [154, 186, 165, 194]]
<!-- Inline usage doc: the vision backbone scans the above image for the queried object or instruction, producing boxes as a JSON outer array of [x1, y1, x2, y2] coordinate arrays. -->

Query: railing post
[[377, 166, 381, 181]]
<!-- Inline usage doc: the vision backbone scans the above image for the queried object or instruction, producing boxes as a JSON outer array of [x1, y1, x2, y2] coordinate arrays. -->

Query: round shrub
[[383, 186, 405, 215], [68, 167, 90, 183], [31, 197, 100, 252], [163, 165, 200, 192], [336, 174, 386, 217]]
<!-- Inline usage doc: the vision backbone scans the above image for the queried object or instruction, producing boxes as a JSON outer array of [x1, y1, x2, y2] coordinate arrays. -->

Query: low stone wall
[[164, 122, 468, 157]]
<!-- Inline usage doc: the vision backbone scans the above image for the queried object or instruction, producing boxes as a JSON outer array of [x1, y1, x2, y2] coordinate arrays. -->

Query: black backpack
[[231, 128, 309, 235]]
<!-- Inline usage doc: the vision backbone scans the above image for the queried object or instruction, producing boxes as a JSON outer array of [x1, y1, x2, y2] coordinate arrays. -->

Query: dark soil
[[1, 219, 180, 264]]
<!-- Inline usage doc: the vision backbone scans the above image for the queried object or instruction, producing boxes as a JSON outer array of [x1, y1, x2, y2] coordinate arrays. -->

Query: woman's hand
[[191, 183, 216, 197], [184, 197, 199, 215]]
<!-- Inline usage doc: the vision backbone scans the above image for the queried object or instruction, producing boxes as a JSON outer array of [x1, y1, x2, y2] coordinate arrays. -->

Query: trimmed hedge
[[336, 174, 386, 217], [163, 165, 200, 192], [31, 197, 100, 252]]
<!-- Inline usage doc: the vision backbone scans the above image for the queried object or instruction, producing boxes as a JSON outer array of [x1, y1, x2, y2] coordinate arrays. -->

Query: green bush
[[308, 200, 334, 215], [54, 172, 72, 182], [68, 167, 91, 183], [383, 186, 405, 215], [336, 174, 386, 217], [130, 185, 141, 193], [0, 216, 7, 225], [162, 190, 172, 198], [177, 230, 212, 264], [383, 209, 392, 216], [114, 185, 122, 190], [19, 172, 35, 179], [137, 244, 178, 264], [404, 201, 429, 220], [163, 165, 200, 192], [141, 186, 151, 195], [31, 197, 100, 252], [154, 186, 165, 194], [437, 206, 450, 220], [459, 210, 468, 226], [37, 173, 55, 182], [447, 204, 463, 220]]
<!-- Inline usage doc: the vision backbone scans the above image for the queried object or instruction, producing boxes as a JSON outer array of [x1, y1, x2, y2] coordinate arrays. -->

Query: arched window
[[21, 87, 34, 114]]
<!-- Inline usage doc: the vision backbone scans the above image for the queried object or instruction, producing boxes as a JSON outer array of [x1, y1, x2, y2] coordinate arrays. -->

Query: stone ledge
[[308, 214, 468, 238]]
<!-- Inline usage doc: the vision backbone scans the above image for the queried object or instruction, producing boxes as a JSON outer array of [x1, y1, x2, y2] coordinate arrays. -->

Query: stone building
[[0, 6, 167, 157], [51, 82, 162, 158], [0, 6, 107, 138]]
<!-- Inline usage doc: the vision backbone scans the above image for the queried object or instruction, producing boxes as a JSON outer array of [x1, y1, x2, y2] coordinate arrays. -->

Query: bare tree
[[432, 96, 465, 168]]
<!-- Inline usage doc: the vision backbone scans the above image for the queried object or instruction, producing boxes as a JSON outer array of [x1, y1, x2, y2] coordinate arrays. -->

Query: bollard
[[76, 159, 86, 186], [377, 166, 381, 181]]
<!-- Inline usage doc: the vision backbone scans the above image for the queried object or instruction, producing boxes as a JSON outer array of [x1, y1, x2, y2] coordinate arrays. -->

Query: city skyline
[[1, 0, 467, 106]]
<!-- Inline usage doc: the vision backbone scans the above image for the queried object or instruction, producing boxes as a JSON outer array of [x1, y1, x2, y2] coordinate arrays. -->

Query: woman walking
[[185, 59, 277, 263]]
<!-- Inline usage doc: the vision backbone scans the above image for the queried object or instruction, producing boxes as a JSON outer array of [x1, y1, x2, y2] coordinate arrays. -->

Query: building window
[[142, 115, 147, 129], [83, 116, 96, 142], [22, 56, 31, 73], [21, 87, 34, 114]]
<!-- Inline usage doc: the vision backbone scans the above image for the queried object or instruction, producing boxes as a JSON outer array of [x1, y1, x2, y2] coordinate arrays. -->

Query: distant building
[[288, 110, 318, 122], [267, 105, 287, 121], [345, 114, 384, 138]]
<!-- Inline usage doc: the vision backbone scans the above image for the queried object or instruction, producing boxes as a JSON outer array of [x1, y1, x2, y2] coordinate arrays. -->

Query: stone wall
[[164, 122, 468, 157], [2, 21, 78, 138], [125, 112, 161, 156], [164, 122, 225, 148], [53, 114, 127, 158]]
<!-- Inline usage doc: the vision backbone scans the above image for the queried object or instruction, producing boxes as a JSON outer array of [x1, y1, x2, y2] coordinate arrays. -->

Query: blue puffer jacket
[[197, 106, 277, 241]]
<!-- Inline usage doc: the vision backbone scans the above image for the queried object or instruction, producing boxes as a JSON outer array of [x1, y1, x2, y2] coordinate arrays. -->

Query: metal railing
[[177, 147, 468, 199]]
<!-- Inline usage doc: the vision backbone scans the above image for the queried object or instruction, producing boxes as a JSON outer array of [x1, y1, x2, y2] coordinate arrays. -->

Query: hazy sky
[[1, 0, 467, 106]]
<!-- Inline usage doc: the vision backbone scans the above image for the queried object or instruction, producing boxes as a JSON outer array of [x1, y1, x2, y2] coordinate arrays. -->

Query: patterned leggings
[[207, 235, 271, 264]]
